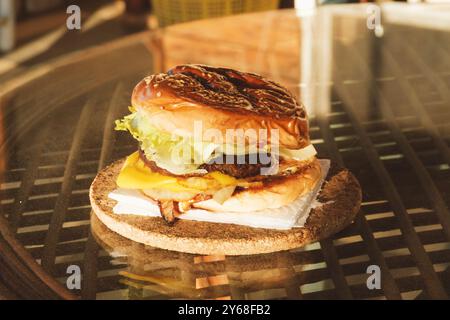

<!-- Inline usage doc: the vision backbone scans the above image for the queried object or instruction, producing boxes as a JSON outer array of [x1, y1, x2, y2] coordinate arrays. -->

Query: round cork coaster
[[89, 159, 361, 255]]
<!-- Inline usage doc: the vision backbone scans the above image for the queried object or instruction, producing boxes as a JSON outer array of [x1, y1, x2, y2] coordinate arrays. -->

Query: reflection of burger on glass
[[90, 213, 306, 300], [89, 64, 361, 255]]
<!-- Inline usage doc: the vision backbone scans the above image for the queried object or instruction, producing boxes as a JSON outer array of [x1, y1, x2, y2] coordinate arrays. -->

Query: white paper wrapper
[[108, 159, 330, 230]]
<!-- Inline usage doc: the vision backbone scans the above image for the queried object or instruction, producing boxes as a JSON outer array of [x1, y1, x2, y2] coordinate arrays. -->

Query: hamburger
[[111, 64, 322, 224], [89, 64, 362, 255]]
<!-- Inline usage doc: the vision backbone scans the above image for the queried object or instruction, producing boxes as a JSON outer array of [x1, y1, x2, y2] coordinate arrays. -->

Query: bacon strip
[[158, 200, 180, 224]]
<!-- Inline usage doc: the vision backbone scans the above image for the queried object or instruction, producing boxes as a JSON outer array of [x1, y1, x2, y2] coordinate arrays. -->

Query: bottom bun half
[[194, 159, 322, 212]]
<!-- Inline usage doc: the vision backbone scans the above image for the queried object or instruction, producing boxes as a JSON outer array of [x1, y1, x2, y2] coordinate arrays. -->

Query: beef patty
[[138, 149, 272, 179]]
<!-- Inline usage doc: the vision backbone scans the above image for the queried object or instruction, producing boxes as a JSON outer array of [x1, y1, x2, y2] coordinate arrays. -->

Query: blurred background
[[0, 0, 443, 82]]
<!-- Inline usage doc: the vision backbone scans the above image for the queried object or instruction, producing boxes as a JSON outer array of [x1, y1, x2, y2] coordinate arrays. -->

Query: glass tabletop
[[0, 4, 449, 300]]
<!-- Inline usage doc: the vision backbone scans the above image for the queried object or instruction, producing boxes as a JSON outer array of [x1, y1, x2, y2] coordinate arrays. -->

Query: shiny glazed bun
[[131, 64, 310, 149]]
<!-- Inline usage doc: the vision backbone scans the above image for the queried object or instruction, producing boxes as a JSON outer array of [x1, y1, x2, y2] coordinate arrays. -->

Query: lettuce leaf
[[115, 109, 317, 175], [115, 110, 218, 174]]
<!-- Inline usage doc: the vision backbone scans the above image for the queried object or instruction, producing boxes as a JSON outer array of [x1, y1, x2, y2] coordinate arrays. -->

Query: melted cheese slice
[[117, 152, 238, 193], [117, 143, 317, 194]]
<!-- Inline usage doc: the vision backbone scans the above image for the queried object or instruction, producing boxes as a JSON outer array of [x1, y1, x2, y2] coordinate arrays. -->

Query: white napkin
[[108, 159, 330, 230]]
